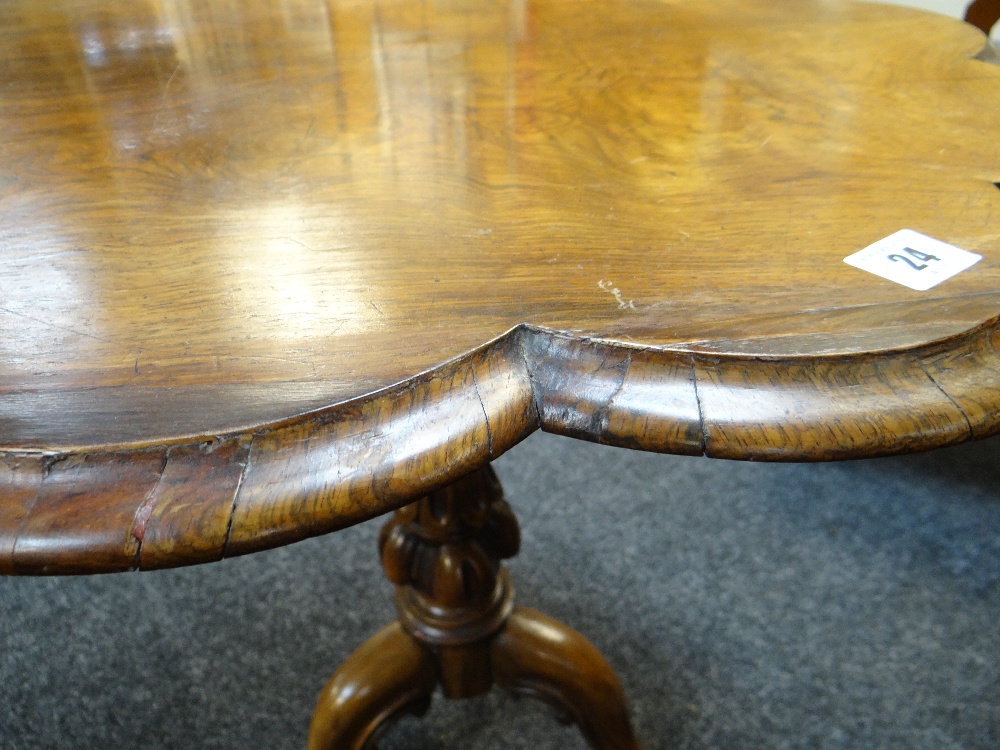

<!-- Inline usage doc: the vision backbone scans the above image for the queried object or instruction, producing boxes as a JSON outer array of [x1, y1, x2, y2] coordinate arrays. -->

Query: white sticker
[[844, 229, 982, 291]]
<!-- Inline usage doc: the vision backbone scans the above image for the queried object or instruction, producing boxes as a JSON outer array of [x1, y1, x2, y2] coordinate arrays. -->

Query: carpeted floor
[[1, 431, 998, 749]]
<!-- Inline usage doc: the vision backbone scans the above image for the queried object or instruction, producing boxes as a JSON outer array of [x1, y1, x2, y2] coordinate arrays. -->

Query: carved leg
[[493, 607, 642, 750], [307, 622, 436, 750], [307, 466, 643, 750]]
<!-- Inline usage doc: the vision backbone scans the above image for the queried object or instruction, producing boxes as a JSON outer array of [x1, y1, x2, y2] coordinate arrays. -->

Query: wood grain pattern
[[1, 0, 999, 450], [694, 352, 972, 461], [12, 450, 167, 574], [224, 336, 536, 558], [920, 327, 1000, 439], [1, 322, 996, 573], [0, 0, 999, 572], [137, 437, 251, 569], [0, 455, 47, 575], [523, 330, 704, 454]]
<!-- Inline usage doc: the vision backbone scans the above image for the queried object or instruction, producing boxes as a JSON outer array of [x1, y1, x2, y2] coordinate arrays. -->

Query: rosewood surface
[[1, 0, 1000, 574]]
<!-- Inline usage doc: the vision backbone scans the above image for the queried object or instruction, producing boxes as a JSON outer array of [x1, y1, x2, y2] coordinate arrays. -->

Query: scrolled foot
[[491, 607, 643, 750], [308, 622, 437, 750]]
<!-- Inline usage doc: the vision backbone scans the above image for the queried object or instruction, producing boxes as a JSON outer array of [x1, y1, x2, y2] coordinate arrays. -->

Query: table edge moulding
[[2, 315, 999, 576], [4, 1, 1000, 747]]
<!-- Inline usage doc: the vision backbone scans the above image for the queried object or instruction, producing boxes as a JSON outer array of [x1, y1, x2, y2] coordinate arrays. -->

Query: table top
[[2, 0, 999, 574]]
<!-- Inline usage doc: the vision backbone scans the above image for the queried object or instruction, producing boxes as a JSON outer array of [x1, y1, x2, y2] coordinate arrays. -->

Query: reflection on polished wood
[[308, 467, 641, 750], [1, 0, 999, 574], [2, 0, 1000, 447], [4, 1, 1000, 746]]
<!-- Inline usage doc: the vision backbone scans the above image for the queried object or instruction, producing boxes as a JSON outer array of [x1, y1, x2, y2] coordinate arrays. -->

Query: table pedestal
[[307, 466, 641, 750]]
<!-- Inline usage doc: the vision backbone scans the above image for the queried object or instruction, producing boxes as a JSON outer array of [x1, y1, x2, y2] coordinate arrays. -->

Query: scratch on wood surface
[[162, 63, 181, 96], [597, 280, 636, 310], [918, 358, 975, 440], [129, 451, 170, 550], [469, 364, 494, 459], [0, 306, 113, 342], [285, 236, 316, 251]]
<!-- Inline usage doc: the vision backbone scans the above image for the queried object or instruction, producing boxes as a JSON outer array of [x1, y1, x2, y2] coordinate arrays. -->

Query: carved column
[[308, 465, 642, 750], [380, 467, 519, 699]]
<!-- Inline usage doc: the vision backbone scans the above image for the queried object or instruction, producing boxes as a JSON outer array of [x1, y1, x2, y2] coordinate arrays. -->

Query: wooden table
[[2, 0, 999, 747]]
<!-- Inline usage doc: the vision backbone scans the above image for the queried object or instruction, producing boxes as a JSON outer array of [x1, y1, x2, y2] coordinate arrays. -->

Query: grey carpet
[[1, 431, 998, 749]]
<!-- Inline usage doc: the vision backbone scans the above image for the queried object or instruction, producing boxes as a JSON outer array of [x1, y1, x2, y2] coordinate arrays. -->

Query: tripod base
[[307, 467, 642, 750]]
